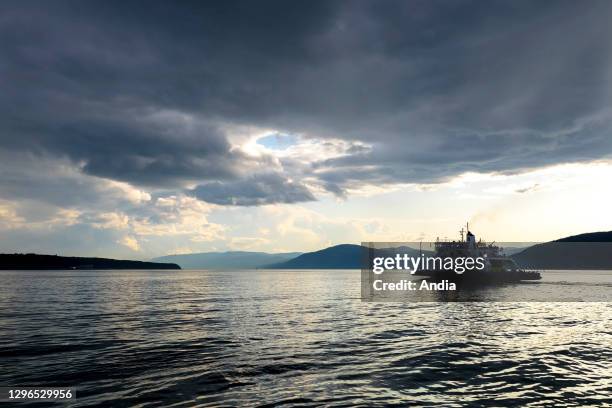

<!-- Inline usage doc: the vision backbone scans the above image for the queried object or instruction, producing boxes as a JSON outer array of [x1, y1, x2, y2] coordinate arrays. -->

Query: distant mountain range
[[155, 231, 611, 270], [0, 254, 180, 270], [5, 231, 610, 271], [152, 251, 301, 269], [151, 245, 429, 270]]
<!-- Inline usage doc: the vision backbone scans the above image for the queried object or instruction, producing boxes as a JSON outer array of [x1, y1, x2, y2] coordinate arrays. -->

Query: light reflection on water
[[0, 270, 610, 407]]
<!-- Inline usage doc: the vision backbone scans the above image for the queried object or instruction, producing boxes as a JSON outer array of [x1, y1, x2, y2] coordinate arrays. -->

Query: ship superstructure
[[417, 224, 541, 282]]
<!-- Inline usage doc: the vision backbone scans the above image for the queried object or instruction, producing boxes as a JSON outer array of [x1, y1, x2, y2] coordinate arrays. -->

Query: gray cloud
[[515, 184, 540, 194], [1, 0, 612, 202], [191, 173, 315, 206]]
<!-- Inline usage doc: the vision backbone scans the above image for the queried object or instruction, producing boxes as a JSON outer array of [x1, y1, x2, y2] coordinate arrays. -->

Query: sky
[[1, 0, 612, 259]]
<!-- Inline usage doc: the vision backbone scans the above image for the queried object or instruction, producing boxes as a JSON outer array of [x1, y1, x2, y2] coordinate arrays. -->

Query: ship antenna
[[459, 226, 465, 242]]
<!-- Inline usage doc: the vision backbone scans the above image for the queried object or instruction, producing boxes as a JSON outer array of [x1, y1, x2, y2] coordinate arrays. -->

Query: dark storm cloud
[[191, 173, 315, 206], [8, 110, 243, 186], [1, 0, 612, 202]]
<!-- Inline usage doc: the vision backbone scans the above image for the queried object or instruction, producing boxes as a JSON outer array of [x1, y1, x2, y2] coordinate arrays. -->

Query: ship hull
[[414, 269, 541, 283]]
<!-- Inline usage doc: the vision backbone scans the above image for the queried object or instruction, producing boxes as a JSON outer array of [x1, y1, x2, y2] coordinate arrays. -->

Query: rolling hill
[[267, 244, 429, 269], [267, 244, 363, 269], [512, 231, 612, 269]]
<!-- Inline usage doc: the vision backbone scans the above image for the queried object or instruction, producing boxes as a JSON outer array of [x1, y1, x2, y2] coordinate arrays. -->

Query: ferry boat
[[415, 224, 541, 283]]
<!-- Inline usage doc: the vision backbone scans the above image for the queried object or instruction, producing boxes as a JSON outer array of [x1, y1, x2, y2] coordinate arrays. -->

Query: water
[[0, 270, 610, 407]]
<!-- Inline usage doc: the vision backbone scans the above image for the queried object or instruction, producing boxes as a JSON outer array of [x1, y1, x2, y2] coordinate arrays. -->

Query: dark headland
[[0, 254, 181, 270]]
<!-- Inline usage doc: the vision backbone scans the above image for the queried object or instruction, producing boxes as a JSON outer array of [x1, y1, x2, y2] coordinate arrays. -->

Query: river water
[[0, 270, 610, 407]]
